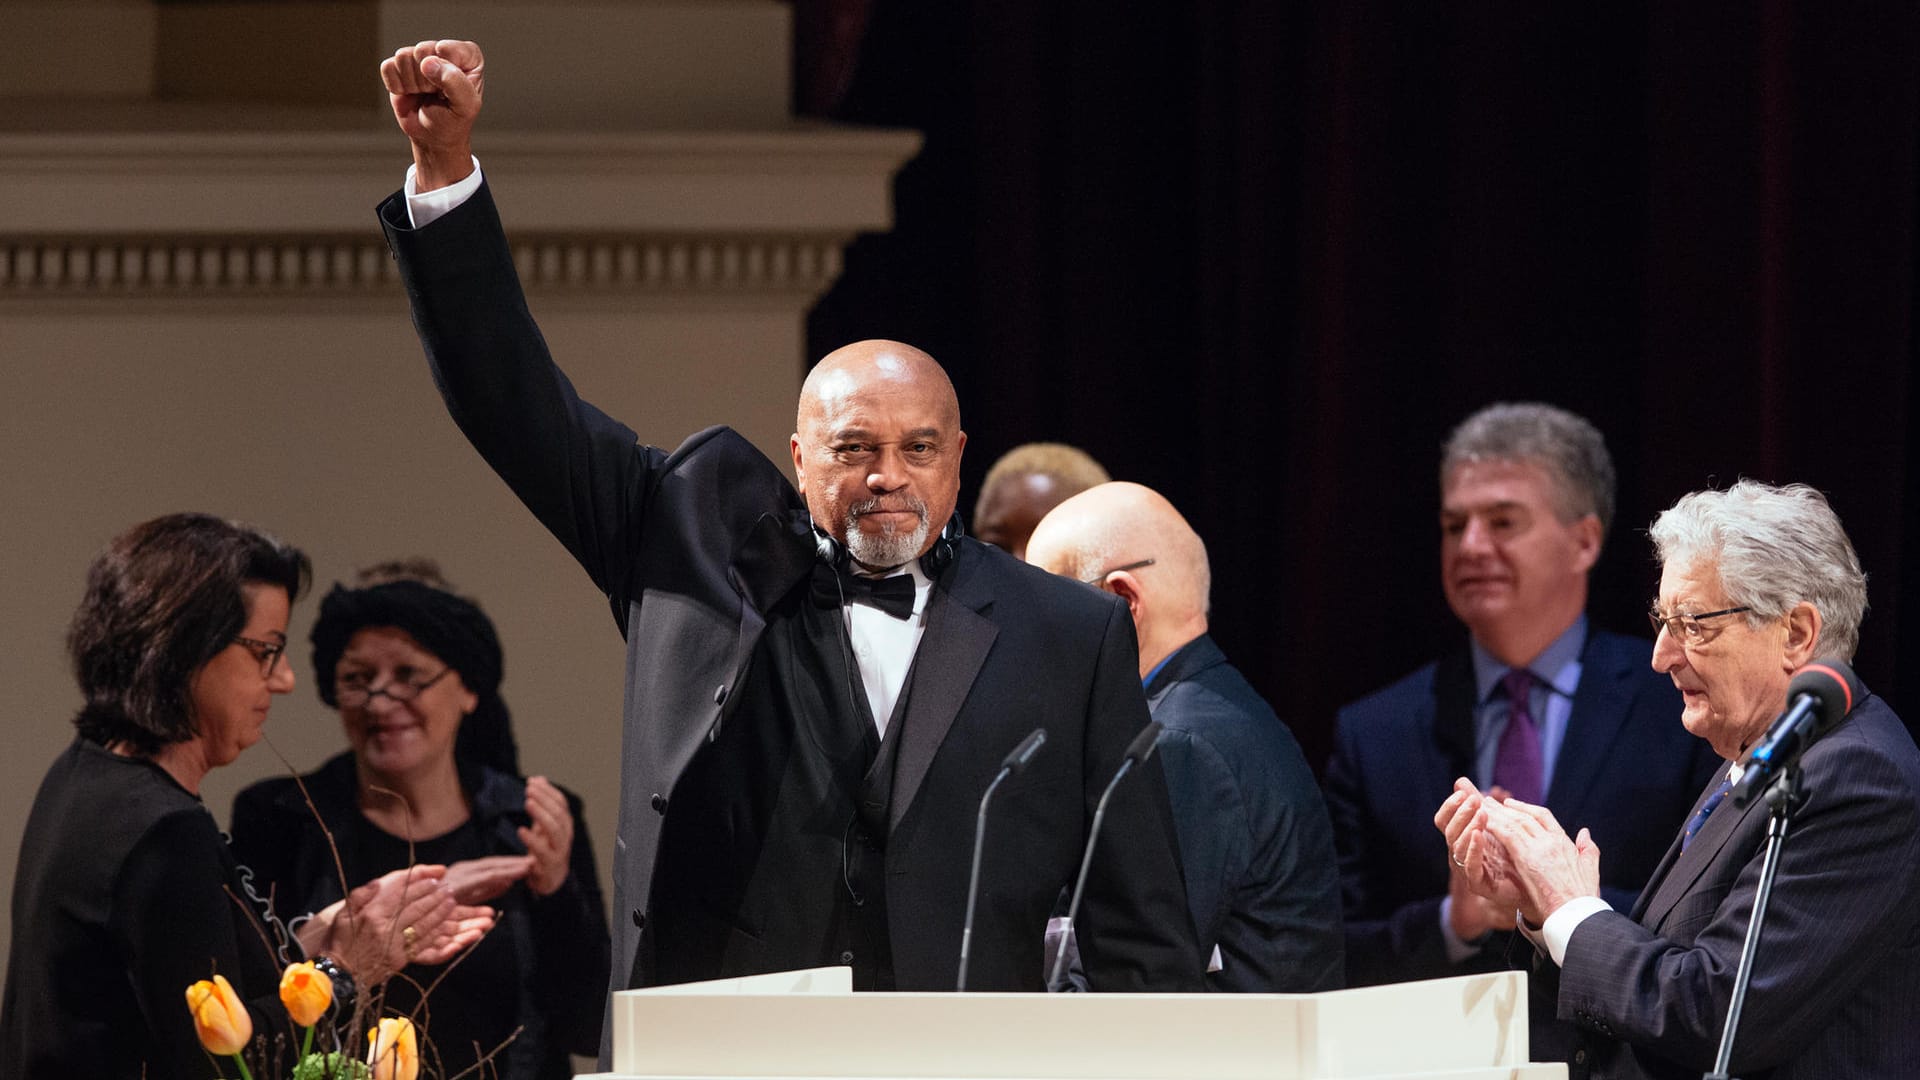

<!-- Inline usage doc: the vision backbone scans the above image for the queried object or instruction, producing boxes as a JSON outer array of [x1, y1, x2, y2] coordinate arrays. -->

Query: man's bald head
[[798, 340, 960, 435], [790, 340, 967, 572], [1028, 482, 1211, 623], [1029, 480, 1205, 614]]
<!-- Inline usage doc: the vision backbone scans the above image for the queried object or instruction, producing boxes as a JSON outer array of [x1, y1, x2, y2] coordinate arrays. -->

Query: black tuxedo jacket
[[378, 183, 1203, 1003], [1326, 629, 1721, 988], [1550, 694, 1920, 1079]]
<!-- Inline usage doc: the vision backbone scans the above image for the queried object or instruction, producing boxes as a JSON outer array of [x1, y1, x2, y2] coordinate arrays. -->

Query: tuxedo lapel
[[889, 547, 998, 832], [730, 511, 816, 614]]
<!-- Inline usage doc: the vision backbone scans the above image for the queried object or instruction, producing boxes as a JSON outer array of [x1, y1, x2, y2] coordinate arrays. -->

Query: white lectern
[[580, 967, 1567, 1080]]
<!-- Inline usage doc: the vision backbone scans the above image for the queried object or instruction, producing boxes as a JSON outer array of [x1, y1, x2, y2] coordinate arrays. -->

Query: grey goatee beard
[[844, 495, 930, 571]]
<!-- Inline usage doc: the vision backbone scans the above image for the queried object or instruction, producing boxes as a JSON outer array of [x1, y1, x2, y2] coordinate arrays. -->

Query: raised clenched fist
[[379, 39, 485, 191]]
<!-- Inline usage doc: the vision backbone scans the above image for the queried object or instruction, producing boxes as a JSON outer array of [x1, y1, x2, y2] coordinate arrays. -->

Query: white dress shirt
[[843, 561, 933, 735]]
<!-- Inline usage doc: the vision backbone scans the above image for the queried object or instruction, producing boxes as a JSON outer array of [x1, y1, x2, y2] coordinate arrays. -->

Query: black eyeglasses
[[232, 635, 288, 678], [1648, 606, 1752, 646], [334, 666, 455, 708], [1081, 558, 1156, 585]]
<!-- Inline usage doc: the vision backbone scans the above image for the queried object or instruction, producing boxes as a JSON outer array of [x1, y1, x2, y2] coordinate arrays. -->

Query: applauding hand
[[519, 776, 576, 896]]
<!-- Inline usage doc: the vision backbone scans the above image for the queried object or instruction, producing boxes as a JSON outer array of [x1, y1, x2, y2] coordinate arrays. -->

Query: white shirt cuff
[[1538, 895, 1613, 967], [404, 156, 484, 229], [1438, 897, 1487, 963]]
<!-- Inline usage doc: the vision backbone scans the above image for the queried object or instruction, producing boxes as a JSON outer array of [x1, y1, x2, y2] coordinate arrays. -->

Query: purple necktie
[[1492, 668, 1544, 805]]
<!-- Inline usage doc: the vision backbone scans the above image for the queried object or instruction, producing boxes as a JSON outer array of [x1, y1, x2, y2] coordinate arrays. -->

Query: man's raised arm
[[375, 39, 653, 611]]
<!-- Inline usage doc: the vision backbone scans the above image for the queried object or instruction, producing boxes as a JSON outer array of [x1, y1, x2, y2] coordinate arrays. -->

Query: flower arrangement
[[187, 752, 517, 1079], [185, 961, 420, 1080]]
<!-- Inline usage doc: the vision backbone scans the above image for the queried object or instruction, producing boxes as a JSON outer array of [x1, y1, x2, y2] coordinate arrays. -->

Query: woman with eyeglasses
[[0, 514, 491, 1078], [229, 560, 610, 1080]]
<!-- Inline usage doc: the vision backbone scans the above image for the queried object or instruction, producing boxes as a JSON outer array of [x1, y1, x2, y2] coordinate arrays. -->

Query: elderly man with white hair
[[1438, 479, 1920, 1080]]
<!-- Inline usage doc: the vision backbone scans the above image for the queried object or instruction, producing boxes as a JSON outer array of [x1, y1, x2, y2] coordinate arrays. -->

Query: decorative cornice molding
[[0, 122, 914, 300], [0, 232, 850, 297], [0, 125, 923, 233]]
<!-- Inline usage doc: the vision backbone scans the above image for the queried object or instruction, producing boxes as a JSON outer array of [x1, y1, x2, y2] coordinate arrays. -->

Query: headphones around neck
[[813, 511, 964, 578]]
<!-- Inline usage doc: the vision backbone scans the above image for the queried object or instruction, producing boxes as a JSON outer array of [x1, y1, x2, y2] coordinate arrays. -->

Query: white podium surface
[[580, 967, 1567, 1080]]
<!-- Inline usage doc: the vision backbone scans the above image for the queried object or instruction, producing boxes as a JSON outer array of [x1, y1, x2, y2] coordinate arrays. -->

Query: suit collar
[[1434, 626, 1645, 810], [1145, 633, 1226, 702], [1468, 615, 1588, 704]]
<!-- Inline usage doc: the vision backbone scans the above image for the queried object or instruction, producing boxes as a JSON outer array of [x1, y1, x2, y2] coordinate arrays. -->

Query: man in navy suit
[[1324, 404, 1719, 1004], [373, 38, 1204, 1027], [1442, 480, 1920, 1079], [1028, 482, 1344, 992]]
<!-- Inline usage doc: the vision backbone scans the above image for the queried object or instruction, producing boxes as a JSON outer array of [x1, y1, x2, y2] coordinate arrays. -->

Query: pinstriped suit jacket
[[1548, 694, 1920, 1079]]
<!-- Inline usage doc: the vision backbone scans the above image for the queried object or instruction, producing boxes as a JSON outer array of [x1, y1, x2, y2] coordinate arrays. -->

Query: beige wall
[[0, 13, 917, 1050], [0, 296, 806, 970]]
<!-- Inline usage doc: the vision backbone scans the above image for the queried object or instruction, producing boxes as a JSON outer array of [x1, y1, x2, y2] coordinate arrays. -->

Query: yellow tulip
[[184, 974, 252, 1056], [367, 1016, 419, 1080], [278, 961, 333, 1027]]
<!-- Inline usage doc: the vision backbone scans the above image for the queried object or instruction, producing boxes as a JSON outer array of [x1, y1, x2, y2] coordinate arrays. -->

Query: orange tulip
[[367, 1016, 419, 1080], [184, 974, 252, 1056], [278, 961, 333, 1027]]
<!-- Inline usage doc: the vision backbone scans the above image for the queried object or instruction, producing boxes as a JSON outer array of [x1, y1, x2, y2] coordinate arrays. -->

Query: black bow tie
[[811, 563, 917, 619]]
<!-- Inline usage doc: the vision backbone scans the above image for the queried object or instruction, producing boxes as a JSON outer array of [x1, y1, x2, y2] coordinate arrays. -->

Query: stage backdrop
[[806, 0, 1920, 769]]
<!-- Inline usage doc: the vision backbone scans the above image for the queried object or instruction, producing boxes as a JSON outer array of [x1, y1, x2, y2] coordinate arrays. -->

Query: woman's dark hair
[[68, 513, 310, 754]]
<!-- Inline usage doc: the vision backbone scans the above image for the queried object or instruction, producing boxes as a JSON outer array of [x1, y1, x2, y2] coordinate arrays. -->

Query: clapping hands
[[439, 775, 575, 904], [300, 864, 495, 986], [1435, 778, 1601, 928]]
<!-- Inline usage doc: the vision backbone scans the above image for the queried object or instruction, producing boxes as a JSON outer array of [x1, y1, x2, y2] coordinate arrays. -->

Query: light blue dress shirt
[[1468, 614, 1588, 798]]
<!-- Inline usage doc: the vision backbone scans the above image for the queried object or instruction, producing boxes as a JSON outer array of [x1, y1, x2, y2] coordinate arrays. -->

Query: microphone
[[1732, 660, 1864, 807], [956, 728, 1048, 991], [1048, 720, 1164, 991]]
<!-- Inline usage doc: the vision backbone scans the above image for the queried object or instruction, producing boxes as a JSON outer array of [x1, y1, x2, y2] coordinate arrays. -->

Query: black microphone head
[[1003, 728, 1048, 774], [1124, 720, 1165, 765], [1789, 659, 1864, 731]]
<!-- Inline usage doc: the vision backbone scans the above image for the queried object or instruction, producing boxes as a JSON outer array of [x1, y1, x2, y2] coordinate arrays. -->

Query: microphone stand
[[1703, 764, 1807, 1080], [1047, 720, 1162, 991], [1048, 757, 1136, 990], [957, 728, 1046, 992], [956, 766, 1013, 993]]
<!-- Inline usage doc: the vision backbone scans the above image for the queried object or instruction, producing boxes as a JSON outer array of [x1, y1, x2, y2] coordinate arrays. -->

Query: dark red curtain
[[806, 2, 1920, 767]]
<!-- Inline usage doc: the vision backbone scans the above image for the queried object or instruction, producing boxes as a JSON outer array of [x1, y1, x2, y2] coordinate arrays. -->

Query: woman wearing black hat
[[230, 561, 610, 1080]]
